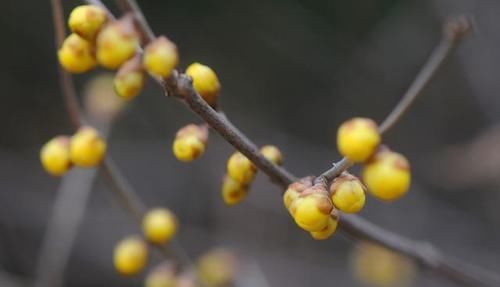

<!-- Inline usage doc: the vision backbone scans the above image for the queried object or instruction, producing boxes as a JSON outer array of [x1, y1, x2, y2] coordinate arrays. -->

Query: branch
[[50, 0, 82, 128], [84, 1, 498, 286], [378, 16, 472, 134], [318, 17, 472, 183], [47, 0, 190, 273]]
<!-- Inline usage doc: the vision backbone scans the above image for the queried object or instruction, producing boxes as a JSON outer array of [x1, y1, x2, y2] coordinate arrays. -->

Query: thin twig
[[82, 1, 499, 286], [378, 16, 472, 134], [318, 17, 472, 183], [34, 3, 100, 287], [51, 0, 82, 129], [115, 0, 155, 42]]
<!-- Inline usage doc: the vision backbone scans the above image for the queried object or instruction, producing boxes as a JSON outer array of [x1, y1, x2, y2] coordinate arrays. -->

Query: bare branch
[[317, 17, 473, 184], [378, 16, 472, 134], [50, 0, 82, 129], [80, 1, 498, 286]]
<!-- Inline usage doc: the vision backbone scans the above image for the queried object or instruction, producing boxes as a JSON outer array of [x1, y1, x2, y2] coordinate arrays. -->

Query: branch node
[[445, 15, 474, 42]]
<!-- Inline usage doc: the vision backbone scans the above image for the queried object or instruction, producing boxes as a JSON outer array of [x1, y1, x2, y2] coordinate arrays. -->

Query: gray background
[[0, 0, 499, 286]]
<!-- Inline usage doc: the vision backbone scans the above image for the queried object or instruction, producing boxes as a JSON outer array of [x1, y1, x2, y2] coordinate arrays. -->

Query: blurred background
[[1, 0, 500, 286]]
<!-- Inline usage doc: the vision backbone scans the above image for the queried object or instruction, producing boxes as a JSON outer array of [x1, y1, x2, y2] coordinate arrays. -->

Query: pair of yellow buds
[[114, 207, 177, 276], [222, 146, 283, 206], [337, 117, 411, 201], [284, 177, 339, 240], [40, 126, 106, 176], [58, 5, 142, 72]]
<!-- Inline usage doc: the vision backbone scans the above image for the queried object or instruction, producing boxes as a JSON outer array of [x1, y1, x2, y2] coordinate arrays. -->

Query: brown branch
[[378, 16, 472, 134], [318, 17, 472, 184], [83, 1, 498, 286], [51, 0, 82, 129]]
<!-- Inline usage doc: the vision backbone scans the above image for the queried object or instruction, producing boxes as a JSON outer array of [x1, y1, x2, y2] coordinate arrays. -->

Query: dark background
[[1, 0, 499, 286]]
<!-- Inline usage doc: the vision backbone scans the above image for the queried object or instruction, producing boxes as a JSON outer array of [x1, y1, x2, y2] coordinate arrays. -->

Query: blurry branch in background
[[0, 270, 28, 287], [33, 161, 103, 287], [34, 2, 192, 287], [86, 0, 500, 286]]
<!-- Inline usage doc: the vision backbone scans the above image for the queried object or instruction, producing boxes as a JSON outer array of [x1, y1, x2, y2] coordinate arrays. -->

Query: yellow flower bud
[[143, 36, 179, 78], [113, 236, 148, 276], [57, 33, 97, 73], [185, 62, 220, 107], [362, 149, 411, 201], [114, 55, 145, 100], [172, 135, 206, 162], [175, 124, 209, 144], [142, 208, 177, 245], [337, 117, 381, 163], [226, 152, 256, 185], [310, 216, 339, 240], [221, 175, 248, 206], [260, 145, 283, 165], [283, 177, 313, 211], [330, 173, 366, 213], [96, 16, 139, 69], [40, 136, 72, 176], [68, 5, 108, 41], [197, 249, 237, 287], [145, 263, 176, 287], [351, 242, 416, 287], [70, 126, 106, 167], [293, 186, 333, 232]]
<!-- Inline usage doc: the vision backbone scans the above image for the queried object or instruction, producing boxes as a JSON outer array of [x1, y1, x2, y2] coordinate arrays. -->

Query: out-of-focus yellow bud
[[58, 33, 97, 73], [114, 55, 145, 100], [69, 126, 106, 167], [185, 62, 220, 108], [293, 185, 333, 232], [337, 117, 381, 163], [362, 149, 411, 201], [145, 262, 176, 287], [68, 5, 108, 41], [221, 175, 249, 206], [172, 136, 205, 162], [175, 124, 208, 141], [142, 208, 177, 245], [172, 124, 208, 162], [113, 236, 148, 276], [197, 248, 237, 287], [260, 145, 283, 165], [83, 73, 125, 122], [227, 152, 256, 185], [283, 177, 313, 211], [330, 172, 366, 213], [143, 36, 179, 78], [96, 16, 139, 69], [176, 272, 196, 287], [40, 136, 72, 176], [310, 215, 339, 240], [351, 242, 416, 287]]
